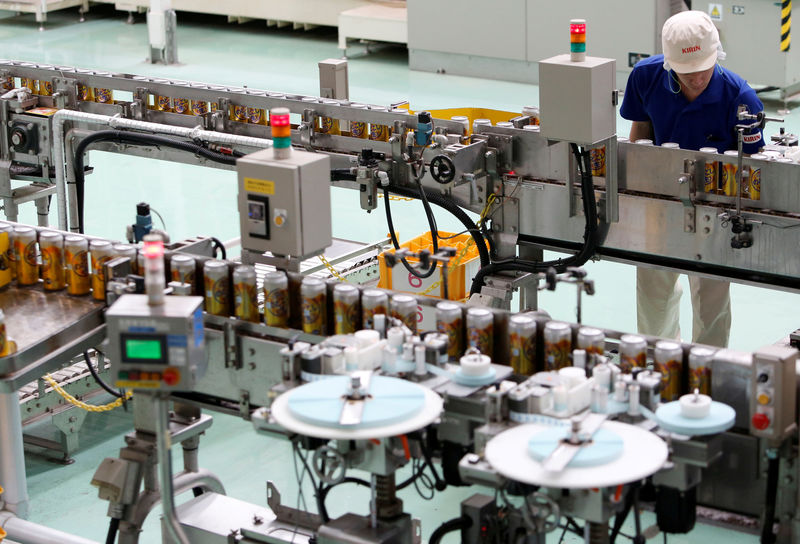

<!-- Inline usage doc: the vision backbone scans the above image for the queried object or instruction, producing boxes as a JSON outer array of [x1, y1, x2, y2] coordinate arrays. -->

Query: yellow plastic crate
[[378, 231, 480, 301]]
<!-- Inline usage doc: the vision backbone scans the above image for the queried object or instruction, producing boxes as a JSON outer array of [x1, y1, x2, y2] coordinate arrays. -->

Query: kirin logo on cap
[[682, 45, 701, 54]]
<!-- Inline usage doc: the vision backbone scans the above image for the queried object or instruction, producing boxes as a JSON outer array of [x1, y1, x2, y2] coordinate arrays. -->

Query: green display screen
[[125, 338, 164, 360]]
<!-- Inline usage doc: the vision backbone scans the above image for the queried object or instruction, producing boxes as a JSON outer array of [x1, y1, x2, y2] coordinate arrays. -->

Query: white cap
[[662, 11, 724, 74]]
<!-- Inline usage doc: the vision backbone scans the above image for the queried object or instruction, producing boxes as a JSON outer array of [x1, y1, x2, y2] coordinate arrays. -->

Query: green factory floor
[[0, 5, 790, 542]]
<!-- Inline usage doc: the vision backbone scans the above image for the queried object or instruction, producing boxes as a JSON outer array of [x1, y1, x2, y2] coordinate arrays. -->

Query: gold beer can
[[319, 99, 342, 136], [65, 235, 90, 295], [748, 156, 765, 201], [350, 104, 369, 139], [619, 334, 647, 373], [247, 108, 267, 125], [77, 84, 94, 101], [466, 307, 494, 357], [231, 104, 248, 123], [301, 277, 327, 335], [699, 147, 719, 193], [233, 265, 259, 323], [263, 270, 289, 328], [112, 244, 138, 274], [333, 283, 360, 334], [191, 100, 208, 115], [173, 98, 190, 114], [89, 239, 113, 301], [170, 254, 196, 289], [157, 95, 173, 112], [544, 321, 572, 371], [38, 80, 53, 96], [203, 260, 230, 316], [655, 340, 683, 402], [391, 294, 418, 334], [689, 346, 714, 396], [509, 314, 536, 375], [94, 88, 113, 104], [369, 106, 390, 142], [436, 301, 463, 358], [20, 78, 38, 94], [0, 224, 12, 289], [590, 146, 606, 177], [13, 227, 38, 286], [722, 150, 739, 196], [362, 288, 388, 330], [1, 77, 13, 91], [39, 231, 65, 291]]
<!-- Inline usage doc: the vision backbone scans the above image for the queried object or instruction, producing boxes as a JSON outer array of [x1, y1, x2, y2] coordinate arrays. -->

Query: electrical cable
[[429, 515, 472, 544], [73, 130, 237, 234], [208, 236, 227, 260], [105, 517, 120, 544], [149, 206, 167, 231], [469, 143, 598, 295], [382, 184, 438, 279], [84, 351, 125, 399]]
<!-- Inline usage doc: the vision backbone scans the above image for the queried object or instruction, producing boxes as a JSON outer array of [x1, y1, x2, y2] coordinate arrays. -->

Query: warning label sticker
[[708, 3, 723, 20]]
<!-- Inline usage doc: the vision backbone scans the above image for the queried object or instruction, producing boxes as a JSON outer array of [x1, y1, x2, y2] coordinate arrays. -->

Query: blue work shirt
[[620, 55, 764, 154]]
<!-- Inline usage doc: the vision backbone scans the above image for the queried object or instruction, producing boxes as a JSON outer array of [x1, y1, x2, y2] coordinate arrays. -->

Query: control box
[[749, 345, 797, 441], [538, 54, 616, 145], [106, 294, 206, 391], [236, 148, 332, 258]]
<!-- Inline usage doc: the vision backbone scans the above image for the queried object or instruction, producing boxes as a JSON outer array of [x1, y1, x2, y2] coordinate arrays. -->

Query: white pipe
[[0, 512, 99, 544], [0, 392, 28, 518], [153, 395, 190, 544], [52, 109, 273, 231]]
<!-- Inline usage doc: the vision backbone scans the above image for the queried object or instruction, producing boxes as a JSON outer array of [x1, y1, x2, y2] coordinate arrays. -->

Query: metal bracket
[[238, 390, 251, 420], [678, 159, 697, 233], [132, 87, 147, 121], [267, 481, 323, 529], [223, 320, 242, 369]]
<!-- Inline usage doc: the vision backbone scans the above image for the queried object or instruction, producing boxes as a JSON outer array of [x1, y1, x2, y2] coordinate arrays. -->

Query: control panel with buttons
[[105, 294, 206, 391], [237, 147, 331, 259], [749, 345, 797, 441]]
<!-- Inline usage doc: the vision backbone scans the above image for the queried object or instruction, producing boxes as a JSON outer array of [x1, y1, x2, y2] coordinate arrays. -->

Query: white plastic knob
[[679, 390, 712, 419]]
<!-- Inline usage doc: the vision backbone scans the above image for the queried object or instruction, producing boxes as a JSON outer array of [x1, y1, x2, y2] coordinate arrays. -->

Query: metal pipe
[[152, 394, 190, 544], [52, 109, 273, 231], [0, 392, 28, 518], [0, 511, 98, 544]]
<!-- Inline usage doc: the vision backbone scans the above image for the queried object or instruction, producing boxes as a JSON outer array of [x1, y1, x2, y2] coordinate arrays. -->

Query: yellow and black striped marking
[[782, 0, 792, 52]]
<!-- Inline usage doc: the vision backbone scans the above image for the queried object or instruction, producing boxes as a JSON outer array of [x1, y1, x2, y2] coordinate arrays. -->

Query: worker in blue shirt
[[620, 10, 764, 347]]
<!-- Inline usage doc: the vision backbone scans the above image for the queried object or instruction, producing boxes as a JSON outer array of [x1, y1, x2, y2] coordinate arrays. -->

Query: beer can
[[247, 107, 267, 125], [544, 321, 572, 371], [451, 115, 470, 137], [619, 334, 647, 373], [170, 254, 196, 289], [89, 239, 113, 300], [203, 260, 230, 316], [39, 231, 65, 291], [39, 80, 53, 96], [689, 346, 714, 396], [157, 95, 172, 112], [654, 340, 682, 402], [349, 104, 368, 139], [662, 142, 680, 149], [522, 105, 540, 125], [231, 104, 248, 122], [699, 147, 719, 193], [264, 270, 289, 328], [21, 78, 38, 94], [0, 224, 11, 289], [301, 277, 327, 334], [722, 150, 739, 196], [173, 98, 190, 114], [77, 84, 94, 101], [748, 155, 765, 200], [577, 327, 604, 356], [509, 314, 536, 375], [65, 235, 90, 295], [436, 301, 463, 358], [1, 77, 13, 91], [361, 288, 389, 330], [13, 227, 38, 286], [191, 100, 208, 115], [233, 265, 259, 323], [369, 106, 390, 142], [113, 244, 138, 274], [4, 224, 14, 281], [94, 88, 113, 104], [590, 146, 606, 177], [472, 119, 491, 135], [391, 294, 417, 334], [210, 101, 218, 113], [466, 307, 493, 356], [319, 100, 341, 135], [333, 283, 360, 334]]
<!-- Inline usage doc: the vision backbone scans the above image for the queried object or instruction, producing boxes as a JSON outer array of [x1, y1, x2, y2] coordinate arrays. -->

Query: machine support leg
[[0, 391, 29, 518]]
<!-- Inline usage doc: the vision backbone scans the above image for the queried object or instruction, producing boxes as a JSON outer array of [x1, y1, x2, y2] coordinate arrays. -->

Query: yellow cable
[[43, 374, 132, 412], [319, 254, 349, 282]]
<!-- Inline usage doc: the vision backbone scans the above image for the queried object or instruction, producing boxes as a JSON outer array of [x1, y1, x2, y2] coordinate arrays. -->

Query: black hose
[[469, 144, 598, 295], [73, 130, 237, 234], [331, 168, 357, 181], [429, 515, 472, 544], [208, 236, 227, 260], [385, 184, 490, 269], [84, 351, 125, 399], [105, 517, 119, 544], [761, 453, 780, 543], [382, 184, 438, 279]]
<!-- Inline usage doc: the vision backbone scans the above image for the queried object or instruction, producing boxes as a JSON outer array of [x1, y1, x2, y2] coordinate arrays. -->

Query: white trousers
[[636, 267, 731, 347]]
